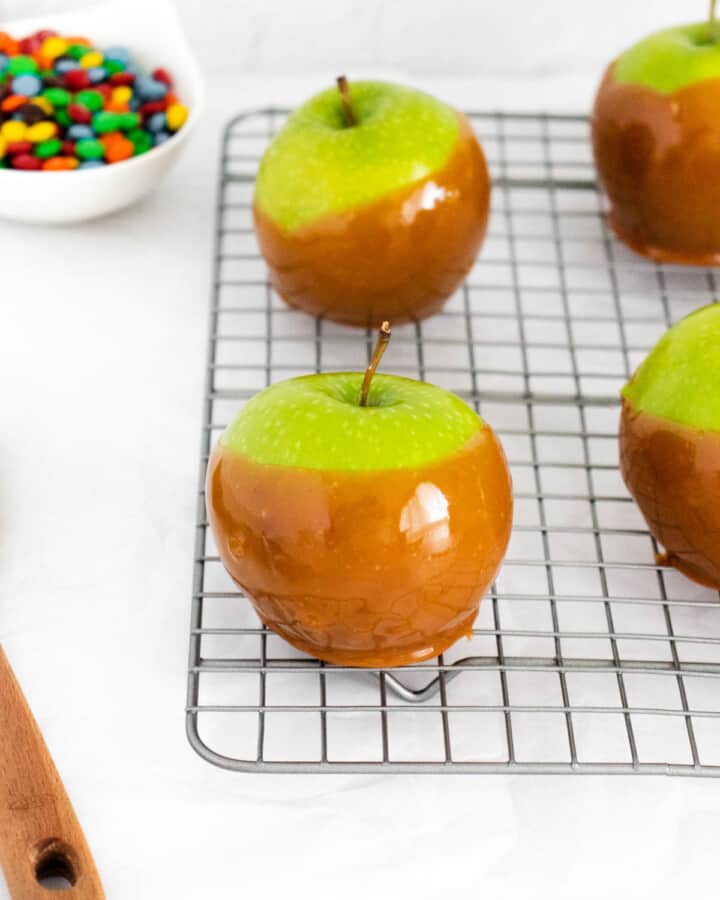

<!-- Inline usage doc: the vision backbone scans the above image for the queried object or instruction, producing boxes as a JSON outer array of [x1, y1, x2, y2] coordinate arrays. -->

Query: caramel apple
[[253, 79, 490, 327], [620, 304, 720, 588], [207, 326, 512, 667], [592, 11, 720, 264]]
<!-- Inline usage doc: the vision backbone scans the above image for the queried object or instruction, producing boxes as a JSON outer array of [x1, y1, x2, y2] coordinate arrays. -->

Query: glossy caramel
[[620, 399, 720, 588], [254, 114, 490, 328], [593, 69, 720, 265], [207, 427, 512, 667]]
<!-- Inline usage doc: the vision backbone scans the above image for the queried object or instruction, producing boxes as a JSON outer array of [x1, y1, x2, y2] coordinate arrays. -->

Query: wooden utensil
[[0, 648, 104, 899]]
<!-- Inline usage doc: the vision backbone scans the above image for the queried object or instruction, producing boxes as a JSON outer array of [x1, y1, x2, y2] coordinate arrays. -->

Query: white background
[[1, 2, 720, 900]]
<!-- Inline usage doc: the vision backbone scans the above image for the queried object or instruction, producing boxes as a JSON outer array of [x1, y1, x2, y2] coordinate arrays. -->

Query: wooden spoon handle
[[0, 648, 104, 900]]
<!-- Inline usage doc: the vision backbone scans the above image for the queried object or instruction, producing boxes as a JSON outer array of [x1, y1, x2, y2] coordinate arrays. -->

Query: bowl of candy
[[0, 0, 202, 223]]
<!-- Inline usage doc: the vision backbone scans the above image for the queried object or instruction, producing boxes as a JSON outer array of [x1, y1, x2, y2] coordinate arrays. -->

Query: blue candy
[[67, 124, 95, 141], [0, 53, 8, 73], [12, 74, 42, 96], [135, 75, 167, 101], [128, 96, 141, 112], [78, 159, 105, 169], [146, 112, 167, 133], [87, 66, 108, 84], [54, 58, 80, 74], [153, 130, 171, 146], [104, 45, 132, 64]]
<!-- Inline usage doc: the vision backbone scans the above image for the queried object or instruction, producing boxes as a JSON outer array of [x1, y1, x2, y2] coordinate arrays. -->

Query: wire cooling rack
[[186, 109, 720, 775]]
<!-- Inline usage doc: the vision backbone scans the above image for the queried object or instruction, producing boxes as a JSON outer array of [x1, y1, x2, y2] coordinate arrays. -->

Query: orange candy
[[42, 156, 79, 171], [1, 95, 28, 113], [104, 101, 129, 113], [0, 32, 20, 55], [100, 132, 133, 163]]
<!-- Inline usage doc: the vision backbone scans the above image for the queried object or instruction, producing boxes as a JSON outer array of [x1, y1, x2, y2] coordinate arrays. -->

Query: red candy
[[110, 72, 135, 86], [19, 34, 43, 54], [67, 103, 92, 124], [152, 67, 172, 87], [139, 100, 167, 116], [64, 69, 90, 90], [95, 84, 112, 100], [6, 141, 33, 155], [10, 153, 42, 170], [61, 139, 75, 155]]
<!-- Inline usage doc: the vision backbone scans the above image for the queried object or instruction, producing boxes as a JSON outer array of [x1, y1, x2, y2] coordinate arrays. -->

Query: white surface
[[0, 0, 704, 75], [1, 70, 719, 900], [0, 0, 202, 223]]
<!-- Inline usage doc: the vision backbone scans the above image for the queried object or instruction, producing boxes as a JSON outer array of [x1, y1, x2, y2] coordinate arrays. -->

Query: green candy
[[104, 59, 126, 74], [35, 139, 62, 159], [55, 108, 71, 128], [66, 44, 89, 60], [75, 139, 105, 160], [115, 112, 140, 131], [75, 90, 104, 112], [43, 87, 71, 108], [8, 55, 38, 75], [92, 111, 121, 133], [128, 128, 151, 155]]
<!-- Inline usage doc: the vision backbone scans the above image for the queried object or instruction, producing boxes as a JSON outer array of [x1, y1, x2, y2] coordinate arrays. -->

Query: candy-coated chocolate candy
[[34, 137, 61, 158], [41, 36, 67, 59], [42, 155, 78, 170], [87, 66, 107, 84], [151, 67, 172, 87], [0, 53, 8, 73], [166, 102, 188, 131], [54, 57, 80, 75], [63, 68, 89, 90], [135, 74, 167, 101], [0, 135, 6, 156], [139, 99, 166, 116], [111, 85, 132, 104], [67, 102, 92, 123], [146, 111, 166, 132], [66, 43, 89, 60], [75, 138, 104, 160], [43, 86, 70, 106], [78, 159, 104, 168], [102, 133, 133, 162], [12, 73, 42, 96], [109, 71, 134, 86], [92, 110, 119, 133], [104, 59, 125, 75], [1, 94, 27, 112], [66, 123, 94, 141], [103, 45, 131, 64], [10, 152, 42, 169], [16, 102, 48, 124], [61, 139, 75, 155], [128, 127, 151, 155], [55, 108, 71, 128], [5, 140, 33, 154], [31, 95, 53, 113], [79, 50, 103, 69], [26, 120, 57, 142], [0, 119, 27, 141], [154, 130, 171, 146], [8, 55, 38, 75], [75, 89, 103, 110]]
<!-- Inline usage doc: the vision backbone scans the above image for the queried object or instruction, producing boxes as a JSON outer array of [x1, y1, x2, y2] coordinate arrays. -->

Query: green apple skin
[[254, 81, 460, 233], [220, 372, 483, 470], [614, 22, 720, 94], [622, 303, 720, 430]]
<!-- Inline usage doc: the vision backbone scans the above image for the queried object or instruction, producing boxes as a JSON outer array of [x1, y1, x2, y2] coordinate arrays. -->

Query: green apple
[[254, 81, 460, 232], [614, 21, 720, 94], [221, 372, 482, 471], [622, 303, 720, 429]]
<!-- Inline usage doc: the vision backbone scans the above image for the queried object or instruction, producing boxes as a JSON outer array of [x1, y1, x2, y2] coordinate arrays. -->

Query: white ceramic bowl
[[0, 0, 203, 224]]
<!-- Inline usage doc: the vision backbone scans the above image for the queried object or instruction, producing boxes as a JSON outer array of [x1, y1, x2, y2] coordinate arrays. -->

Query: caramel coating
[[592, 68, 720, 265], [207, 428, 512, 667], [253, 114, 490, 328], [620, 399, 720, 588]]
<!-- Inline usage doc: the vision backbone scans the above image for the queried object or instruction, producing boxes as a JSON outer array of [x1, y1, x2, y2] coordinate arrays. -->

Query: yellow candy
[[80, 50, 104, 69], [27, 121, 58, 143], [0, 135, 6, 158], [111, 86, 132, 105], [1, 120, 27, 143], [41, 36, 68, 59], [31, 97, 53, 114], [166, 103, 188, 132]]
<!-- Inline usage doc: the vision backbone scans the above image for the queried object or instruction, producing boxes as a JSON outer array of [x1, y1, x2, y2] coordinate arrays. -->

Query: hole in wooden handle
[[33, 840, 78, 892]]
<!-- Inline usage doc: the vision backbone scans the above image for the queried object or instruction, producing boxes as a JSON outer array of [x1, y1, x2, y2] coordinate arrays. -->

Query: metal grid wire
[[186, 109, 720, 774]]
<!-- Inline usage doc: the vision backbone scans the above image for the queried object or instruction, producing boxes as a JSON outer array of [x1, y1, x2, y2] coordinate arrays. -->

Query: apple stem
[[336, 75, 356, 127], [360, 321, 391, 406]]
